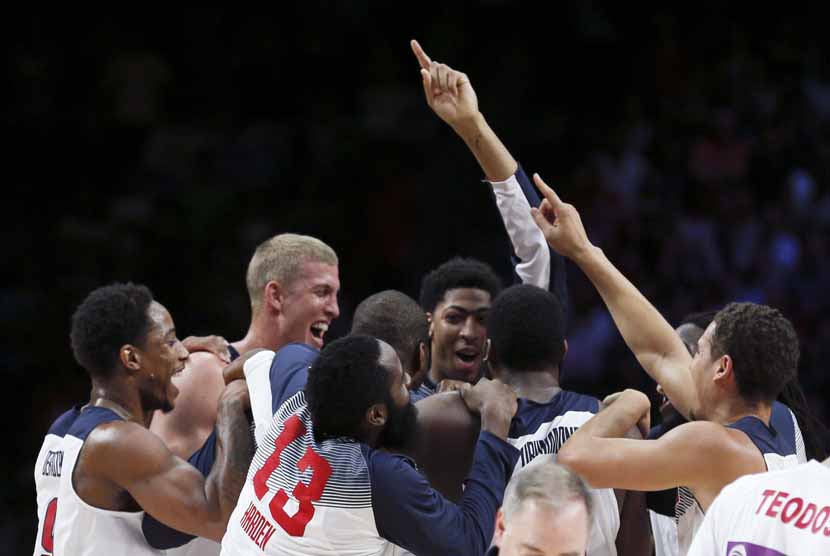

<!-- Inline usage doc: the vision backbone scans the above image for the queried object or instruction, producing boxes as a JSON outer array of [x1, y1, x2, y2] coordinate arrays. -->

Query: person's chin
[[451, 360, 482, 383]]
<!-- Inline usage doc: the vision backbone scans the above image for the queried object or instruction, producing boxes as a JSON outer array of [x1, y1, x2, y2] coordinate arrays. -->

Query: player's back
[[53, 406, 166, 556], [222, 388, 396, 555], [33, 405, 82, 556], [688, 460, 830, 555], [507, 390, 619, 556]]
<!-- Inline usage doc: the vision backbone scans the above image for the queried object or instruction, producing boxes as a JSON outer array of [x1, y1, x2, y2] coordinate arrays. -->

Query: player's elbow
[[558, 440, 606, 485], [557, 440, 589, 475]]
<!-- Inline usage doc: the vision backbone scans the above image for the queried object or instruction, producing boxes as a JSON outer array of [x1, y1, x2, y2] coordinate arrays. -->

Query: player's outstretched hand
[[410, 39, 479, 128], [459, 377, 518, 439], [530, 173, 594, 261], [181, 335, 231, 364]]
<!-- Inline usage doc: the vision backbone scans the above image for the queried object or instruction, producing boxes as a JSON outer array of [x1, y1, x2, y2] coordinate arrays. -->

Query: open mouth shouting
[[309, 321, 329, 348], [453, 346, 482, 379]]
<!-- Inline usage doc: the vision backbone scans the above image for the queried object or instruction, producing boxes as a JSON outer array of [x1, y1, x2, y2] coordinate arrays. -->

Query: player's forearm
[[451, 112, 517, 182], [208, 397, 254, 527], [574, 246, 694, 403]]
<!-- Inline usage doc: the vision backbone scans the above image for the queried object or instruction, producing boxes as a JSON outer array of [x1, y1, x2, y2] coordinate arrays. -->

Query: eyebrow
[[164, 327, 177, 338], [443, 305, 489, 314]]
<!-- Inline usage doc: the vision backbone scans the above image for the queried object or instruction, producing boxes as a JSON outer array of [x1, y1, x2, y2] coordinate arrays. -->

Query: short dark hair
[[70, 283, 155, 378], [487, 284, 566, 373], [305, 335, 391, 442], [351, 290, 428, 372], [679, 309, 718, 330], [419, 257, 503, 314], [711, 302, 799, 405]]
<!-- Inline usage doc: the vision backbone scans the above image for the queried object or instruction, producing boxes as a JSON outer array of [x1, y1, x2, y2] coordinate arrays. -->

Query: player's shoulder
[[273, 342, 320, 365], [185, 349, 226, 370], [662, 420, 736, 451], [362, 444, 420, 485], [46, 404, 84, 437], [557, 389, 601, 413]]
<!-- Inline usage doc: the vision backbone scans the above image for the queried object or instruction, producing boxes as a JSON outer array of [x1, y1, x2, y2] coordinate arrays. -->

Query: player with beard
[[50, 283, 253, 555], [220, 335, 520, 556]]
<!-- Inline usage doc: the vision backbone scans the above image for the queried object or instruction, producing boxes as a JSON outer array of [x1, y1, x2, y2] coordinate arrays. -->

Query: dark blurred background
[[7, 4, 830, 553]]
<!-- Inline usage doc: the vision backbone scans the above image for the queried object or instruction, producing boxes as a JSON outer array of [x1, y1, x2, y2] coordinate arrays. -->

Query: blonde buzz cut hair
[[245, 233, 338, 311]]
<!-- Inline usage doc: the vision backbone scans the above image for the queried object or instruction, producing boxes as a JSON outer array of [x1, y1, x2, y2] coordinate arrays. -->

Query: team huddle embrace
[[33, 41, 829, 556]]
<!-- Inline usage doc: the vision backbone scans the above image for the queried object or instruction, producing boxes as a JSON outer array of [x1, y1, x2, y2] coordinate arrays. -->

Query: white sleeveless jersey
[[650, 510, 679, 556], [222, 389, 401, 556], [688, 460, 830, 555], [507, 391, 619, 556], [33, 406, 81, 556], [676, 410, 801, 555], [52, 406, 167, 556]]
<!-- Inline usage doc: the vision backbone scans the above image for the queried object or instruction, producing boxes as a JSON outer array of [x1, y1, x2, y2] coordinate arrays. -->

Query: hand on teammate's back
[[459, 377, 518, 439], [530, 173, 594, 262], [181, 334, 231, 364]]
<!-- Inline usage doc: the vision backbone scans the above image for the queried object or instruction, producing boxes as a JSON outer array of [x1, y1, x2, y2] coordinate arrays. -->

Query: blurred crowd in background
[[5, 5, 830, 553]]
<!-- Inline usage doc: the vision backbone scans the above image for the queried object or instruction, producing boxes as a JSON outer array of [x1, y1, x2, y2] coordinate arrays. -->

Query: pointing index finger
[[533, 173, 564, 208], [410, 39, 432, 70]]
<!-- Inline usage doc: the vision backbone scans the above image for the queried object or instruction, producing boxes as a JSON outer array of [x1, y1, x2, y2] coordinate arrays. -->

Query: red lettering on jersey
[[814, 507, 830, 534], [794, 503, 817, 529], [251, 414, 334, 538], [41, 497, 57, 553], [766, 491, 789, 518], [757, 489, 776, 514], [781, 497, 804, 524], [241, 501, 277, 549]]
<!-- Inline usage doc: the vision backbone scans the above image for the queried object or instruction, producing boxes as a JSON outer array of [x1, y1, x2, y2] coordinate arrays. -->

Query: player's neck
[[89, 381, 149, 426], [710, 397, 772, 427], [499, 368, 561, 403], [235, 311, 284, 353]]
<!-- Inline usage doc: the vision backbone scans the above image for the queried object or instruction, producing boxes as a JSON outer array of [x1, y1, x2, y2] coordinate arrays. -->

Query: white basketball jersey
[[221, 390, 400, 556], [650, 510, 679, 556], [52, 406, 167, 556], [33, 406, 81, 556], [507, 391, 619, 556], [688, 460, 830, 555]]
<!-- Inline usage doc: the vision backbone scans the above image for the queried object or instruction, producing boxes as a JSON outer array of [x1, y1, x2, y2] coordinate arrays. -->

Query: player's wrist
[[450, 111, 487, 139], [479, 404, 513, 439], [571, 243, 602, 267]]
